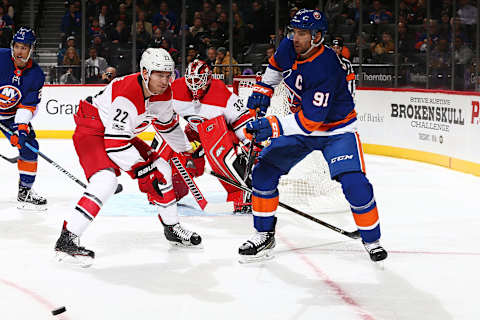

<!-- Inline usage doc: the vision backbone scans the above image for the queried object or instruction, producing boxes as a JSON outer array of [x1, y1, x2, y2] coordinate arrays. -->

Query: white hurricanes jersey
[[171, 78, 252, 141], [90, 72, 190, 171]]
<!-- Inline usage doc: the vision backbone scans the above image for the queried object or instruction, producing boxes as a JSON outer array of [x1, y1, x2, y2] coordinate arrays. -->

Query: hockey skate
[[55, 228, 95, 268], [239, 218, 276, 264], [363, 240, 388, 262], [161, 220, 202, 248], [17, 184, 47, 211]]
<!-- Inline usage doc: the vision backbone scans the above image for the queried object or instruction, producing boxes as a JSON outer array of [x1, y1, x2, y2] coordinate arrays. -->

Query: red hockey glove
[[10, 123, 29, 149], [128, 160, 166, 196]]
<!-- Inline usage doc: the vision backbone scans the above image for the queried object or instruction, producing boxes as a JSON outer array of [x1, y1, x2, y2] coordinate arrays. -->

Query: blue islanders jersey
[[267, 38, 356, 136], [0, 48, 45, 121]]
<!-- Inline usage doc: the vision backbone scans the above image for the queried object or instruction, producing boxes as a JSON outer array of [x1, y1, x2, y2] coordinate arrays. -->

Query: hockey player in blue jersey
[[0, 27, 47, 210], [239, 9, 387, 263]]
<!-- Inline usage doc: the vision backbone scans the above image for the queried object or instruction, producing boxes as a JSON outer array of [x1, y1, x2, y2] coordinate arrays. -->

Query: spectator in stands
[[61, 3, 81, 36], [101, 66, 117, 84], [153, 1, 177, 32], [430, 37, 451, 88], [217, 11, 228, 34], [352, 33, 372, 64], [0, 5, 13, 29], [59, 67, 79, 84], [152, 18, 175, 45], [86, 0, 103, 21], [148, 28, 163, 48], [109, 20, 129, 44], [205, 20, 225, 47], [205, 46, 217, 69], [199, 1, 216, 27], [88, 18, 105, 40], [233, 12, 247, 49], [161, 37, 179, 62], [137, 10, 152, 36], [57, 35, 80, 65], [399, 0, 425, 25], [457, 0, 477, 26], [62, 46, 81, 66], [215, 3, 224, 18], [136, 21, 151, 51], [369, 0, 393, 24], [213, 46, 240, 82], [246, 1, 274, 44], [190, 17, 204, 38], [324, 0, 344, 33], [196, 33, 212, 59], [139, 0, 155, 22], [371, 31, 395, 63], [438, 11, 452, 39], [2, 0, 14, 21], [433, 0, 452, 20], [454, 36, 473, 65], [415, 19, 440, 52], [91, 34, 108, 60], [114, 3, 131, 28], [397, 22, 416, 62], [262, 45, 275, 65], [186, 44, 198, 64], [85, 47, 108, 83], [98, 5, 112, 29]]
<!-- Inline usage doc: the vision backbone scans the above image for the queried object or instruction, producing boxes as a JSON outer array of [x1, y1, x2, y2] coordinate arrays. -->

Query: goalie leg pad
[[197, 116, 246, 197], [338, 172, 380, 243]]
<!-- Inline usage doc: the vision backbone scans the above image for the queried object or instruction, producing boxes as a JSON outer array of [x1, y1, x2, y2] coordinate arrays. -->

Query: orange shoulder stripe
[[268, 56, 282, 71]]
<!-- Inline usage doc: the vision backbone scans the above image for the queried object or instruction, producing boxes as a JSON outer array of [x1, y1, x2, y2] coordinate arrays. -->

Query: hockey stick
[[0, 122, 123, 194], [207, 169, 361, 240], [243, 111, 258, 181], [0, 152, 18, 163], [171, 156, 208, 210]]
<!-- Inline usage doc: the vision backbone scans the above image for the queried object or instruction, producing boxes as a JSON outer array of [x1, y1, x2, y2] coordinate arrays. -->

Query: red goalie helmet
[[185, 59, 212, 101]]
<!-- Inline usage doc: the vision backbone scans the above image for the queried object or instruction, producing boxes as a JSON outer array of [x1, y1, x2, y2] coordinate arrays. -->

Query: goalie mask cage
[[233, 75, 350, 214]]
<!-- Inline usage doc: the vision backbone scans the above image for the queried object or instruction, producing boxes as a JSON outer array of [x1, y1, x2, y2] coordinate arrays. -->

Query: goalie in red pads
[[54, 49, 202, 267], [152, 59, 254, 213]]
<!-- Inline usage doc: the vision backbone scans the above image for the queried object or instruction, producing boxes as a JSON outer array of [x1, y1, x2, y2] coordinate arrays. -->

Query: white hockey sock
[[66, 169, 117, 236], [158, 203, 179, 225]]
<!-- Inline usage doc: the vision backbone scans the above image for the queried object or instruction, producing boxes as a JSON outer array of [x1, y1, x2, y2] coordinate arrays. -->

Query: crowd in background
[[0, 0, 479, 89]]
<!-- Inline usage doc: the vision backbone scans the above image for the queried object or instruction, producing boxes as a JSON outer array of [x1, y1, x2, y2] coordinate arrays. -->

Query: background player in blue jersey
[[0, 27, 47, 210], [239, 9, 387, 263]]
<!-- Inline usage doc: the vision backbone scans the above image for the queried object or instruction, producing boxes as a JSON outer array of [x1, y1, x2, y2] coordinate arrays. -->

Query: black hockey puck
[[51, 306, 66, 316]]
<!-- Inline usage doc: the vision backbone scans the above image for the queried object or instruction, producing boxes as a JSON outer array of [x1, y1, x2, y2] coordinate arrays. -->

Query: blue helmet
[[12, 27, 37, 46], [290, 9, 328, 32]]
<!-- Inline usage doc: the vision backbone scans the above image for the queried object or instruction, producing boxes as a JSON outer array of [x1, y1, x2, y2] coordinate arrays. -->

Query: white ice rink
[[0, 139, 479, 320]]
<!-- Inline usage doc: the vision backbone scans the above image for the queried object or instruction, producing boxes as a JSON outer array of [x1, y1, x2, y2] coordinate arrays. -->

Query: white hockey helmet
[[140, 48, 175, 95]]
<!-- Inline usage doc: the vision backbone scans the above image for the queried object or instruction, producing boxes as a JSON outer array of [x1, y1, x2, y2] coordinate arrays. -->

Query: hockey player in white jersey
[[54, 48, 202, 267], [152, 59, 254, 213], [239, 9, 387, 263]]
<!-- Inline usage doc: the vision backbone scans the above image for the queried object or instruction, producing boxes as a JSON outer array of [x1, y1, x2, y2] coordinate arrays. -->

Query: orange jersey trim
[[346, 73, 355, 81], [354, 132, 366, 173], [292, 45, 325, 70], [353, 207, 379, 228], [268, 55, 282, 71], [18, 104, 36, 113], [252, 195, 279, 213]]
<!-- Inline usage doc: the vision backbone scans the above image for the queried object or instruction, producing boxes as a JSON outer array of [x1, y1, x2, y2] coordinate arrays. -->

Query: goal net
[[233, 75, 350, 214]]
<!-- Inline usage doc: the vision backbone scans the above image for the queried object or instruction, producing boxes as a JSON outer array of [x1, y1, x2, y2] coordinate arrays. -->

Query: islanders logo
[[0, 85, 22, 110]]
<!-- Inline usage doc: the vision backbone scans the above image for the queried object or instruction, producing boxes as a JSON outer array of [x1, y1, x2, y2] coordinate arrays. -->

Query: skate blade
[[17, 202, 48, 211], [238, 250, 275, 264], [55, 252, 94, 268], [169, 241, 204, 249]]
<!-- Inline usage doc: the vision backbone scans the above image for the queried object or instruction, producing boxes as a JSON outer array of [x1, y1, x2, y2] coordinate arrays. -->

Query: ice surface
[[0, 139, 479, 320]]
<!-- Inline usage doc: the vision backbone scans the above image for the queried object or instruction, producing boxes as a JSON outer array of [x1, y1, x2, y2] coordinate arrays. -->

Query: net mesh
[[234, 76, 350, 213]]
